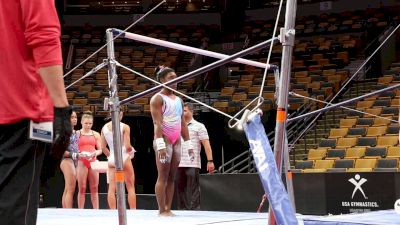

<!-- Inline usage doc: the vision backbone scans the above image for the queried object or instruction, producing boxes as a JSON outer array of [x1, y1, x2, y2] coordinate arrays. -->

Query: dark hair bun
[[154, 65, 164, 76], [155, 65, 175, 81]]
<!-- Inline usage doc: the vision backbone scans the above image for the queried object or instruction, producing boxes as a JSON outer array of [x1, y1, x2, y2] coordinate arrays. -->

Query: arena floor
[[37, 208, 399, 225]]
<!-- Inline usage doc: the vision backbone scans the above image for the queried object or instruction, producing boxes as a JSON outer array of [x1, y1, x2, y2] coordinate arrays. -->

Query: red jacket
[[0, 0, 63, 124]]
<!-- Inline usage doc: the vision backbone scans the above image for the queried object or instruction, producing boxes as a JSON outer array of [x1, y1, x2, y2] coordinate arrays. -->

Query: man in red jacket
[[0, 0, 71, 224]]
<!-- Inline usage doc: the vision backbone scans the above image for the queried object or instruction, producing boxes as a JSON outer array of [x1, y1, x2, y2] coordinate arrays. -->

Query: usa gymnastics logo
[[348, 174, 368, 199]]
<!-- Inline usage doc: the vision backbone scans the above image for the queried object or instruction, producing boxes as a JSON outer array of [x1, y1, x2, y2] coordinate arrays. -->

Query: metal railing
[[218, 102, 313, 173], [363, 21, 398, 80], [65, 44, 74, 71], [219, 149, 256, 173]]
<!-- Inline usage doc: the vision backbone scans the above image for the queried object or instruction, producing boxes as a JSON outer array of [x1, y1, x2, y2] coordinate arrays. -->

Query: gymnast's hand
[[158, 149, 168, 164], [51, 106, 72, 160], [89, 151, 97, 160], [77, 152, 85, 160], [127, 146, 136, 159], [79, 151, 94, 160], [155, 138, 168, 164]]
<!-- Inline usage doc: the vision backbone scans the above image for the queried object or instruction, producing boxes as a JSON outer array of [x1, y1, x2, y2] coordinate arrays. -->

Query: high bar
[[120, 37, 279, 105], [112, 28, 271, 69]]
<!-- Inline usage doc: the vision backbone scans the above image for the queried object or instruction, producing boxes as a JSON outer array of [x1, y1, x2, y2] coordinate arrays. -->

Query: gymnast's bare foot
[[165, 211, 176, 217], [158, 211, 170, 217], [158, 211, 176, 217]]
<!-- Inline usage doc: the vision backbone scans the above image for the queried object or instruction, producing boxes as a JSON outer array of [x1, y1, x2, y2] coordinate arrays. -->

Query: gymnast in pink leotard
[[159, 91, 183, 145], [150, 65, 193, 216], [76, 111, 102, 209]]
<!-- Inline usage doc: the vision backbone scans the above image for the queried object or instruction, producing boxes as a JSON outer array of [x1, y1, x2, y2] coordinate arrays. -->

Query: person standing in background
[[176, 102, 215, 210], [76, 111, 102, 209], [61, 110, 79, 208]]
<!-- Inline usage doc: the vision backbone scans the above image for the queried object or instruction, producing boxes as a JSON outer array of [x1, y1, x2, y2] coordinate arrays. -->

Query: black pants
[[175, 167, 200, 210], [0, 120, 46, 225]]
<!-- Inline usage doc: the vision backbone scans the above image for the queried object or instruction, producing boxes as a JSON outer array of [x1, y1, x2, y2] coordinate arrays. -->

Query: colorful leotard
[[158, 93, 182, 145], [64, 130, 79, 163], [78, 131, 97, 168]]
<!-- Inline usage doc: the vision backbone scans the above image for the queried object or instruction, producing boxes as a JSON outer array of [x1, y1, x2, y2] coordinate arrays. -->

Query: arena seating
[[294, 61, 400, 173], [64, 8, 396, 116], [64, 24, 219, 114]]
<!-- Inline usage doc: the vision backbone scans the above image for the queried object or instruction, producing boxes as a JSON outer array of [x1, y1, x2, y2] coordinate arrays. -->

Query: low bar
[[288, 82, 400, 122]]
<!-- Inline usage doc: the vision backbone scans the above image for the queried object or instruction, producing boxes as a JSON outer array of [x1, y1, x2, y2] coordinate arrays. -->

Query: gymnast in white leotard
[[100, 111, 136, 209], [102, 122, 133, 167]]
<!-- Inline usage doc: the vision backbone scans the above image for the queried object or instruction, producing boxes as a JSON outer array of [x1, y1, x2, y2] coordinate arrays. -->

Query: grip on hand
[[51, 106, 73, 160]]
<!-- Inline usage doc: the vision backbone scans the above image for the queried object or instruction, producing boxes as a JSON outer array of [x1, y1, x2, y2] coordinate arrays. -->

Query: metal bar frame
[[100, 29, 278, 225], [106, 29, 127, 225], [270, 0, 297, 224]]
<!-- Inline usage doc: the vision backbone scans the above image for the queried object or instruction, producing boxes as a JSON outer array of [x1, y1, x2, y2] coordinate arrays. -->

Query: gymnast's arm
[[63, 131, 73, 158], [94, 131, 103, 157], [150, 95, 164, 140], [21, 0, 68, 108], [100, 129, 110, 157], [123, 124, 133, 152], [150, 95, 168, 161]]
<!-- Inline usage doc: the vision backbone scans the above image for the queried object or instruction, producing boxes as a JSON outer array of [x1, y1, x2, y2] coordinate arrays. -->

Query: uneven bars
[[288, 82, 400, 122], [120, 36, 279, 105], [65, 61, 107, 89], [112, 28, 271, 69]]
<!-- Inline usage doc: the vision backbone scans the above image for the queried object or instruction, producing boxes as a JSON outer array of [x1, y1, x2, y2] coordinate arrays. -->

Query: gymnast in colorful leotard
[[60, 110, 79, 208], [150, 65, 194, 216]]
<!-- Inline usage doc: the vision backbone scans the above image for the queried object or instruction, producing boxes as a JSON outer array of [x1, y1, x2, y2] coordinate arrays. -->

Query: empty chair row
[[346, 106, 399, 118], [328, 126, 399, 138], [319, 136, 398, 149], [293, 68, 349, 77], [307, 146, 400, 161], [339, 117, 395, 128], [355, 99, 397, 109], [295, 158, 399, 173], [349, 99, 400, 111]]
